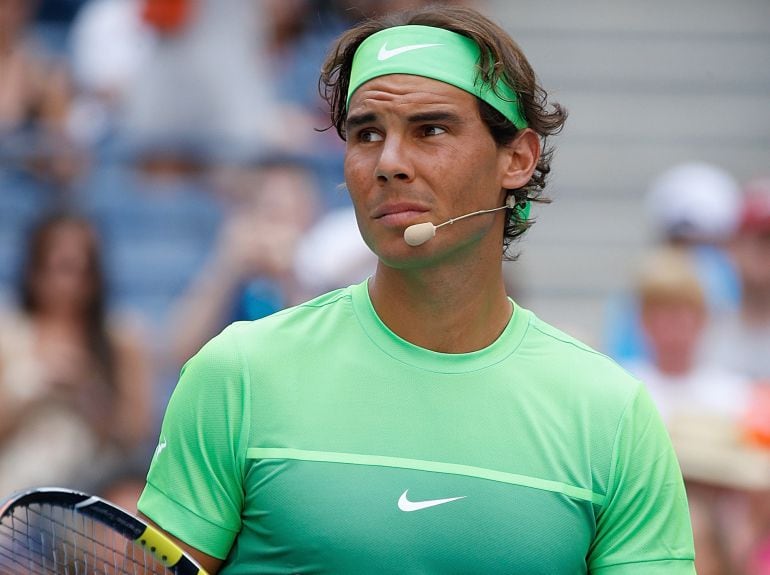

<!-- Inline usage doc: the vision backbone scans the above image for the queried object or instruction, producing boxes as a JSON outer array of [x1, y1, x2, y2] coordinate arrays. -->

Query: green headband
[[346, 25, 527, 130]]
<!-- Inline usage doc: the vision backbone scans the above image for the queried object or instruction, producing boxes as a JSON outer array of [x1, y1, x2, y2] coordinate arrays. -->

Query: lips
[[373, 202, 430, 227]]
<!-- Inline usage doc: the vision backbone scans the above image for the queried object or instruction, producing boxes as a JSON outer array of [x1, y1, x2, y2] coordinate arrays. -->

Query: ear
[[499, 129, 540, 190]]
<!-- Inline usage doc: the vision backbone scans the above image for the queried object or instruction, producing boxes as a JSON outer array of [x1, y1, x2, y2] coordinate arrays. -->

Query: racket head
[[0, 487, 207, 574]]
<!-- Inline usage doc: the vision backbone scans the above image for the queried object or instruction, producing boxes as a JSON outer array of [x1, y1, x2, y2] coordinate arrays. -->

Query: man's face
[[641, 300, 705, 359], [343, 74, 512, 268]]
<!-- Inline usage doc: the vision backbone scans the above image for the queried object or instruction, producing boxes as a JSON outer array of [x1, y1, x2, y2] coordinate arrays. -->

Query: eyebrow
[[345, 110, 463, 131], [345, 112, 377, 131], [405, 110, 463, 125]]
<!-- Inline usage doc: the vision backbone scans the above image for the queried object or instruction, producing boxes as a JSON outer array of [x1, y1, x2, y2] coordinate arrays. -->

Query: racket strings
[[0, 502, 173, 574]]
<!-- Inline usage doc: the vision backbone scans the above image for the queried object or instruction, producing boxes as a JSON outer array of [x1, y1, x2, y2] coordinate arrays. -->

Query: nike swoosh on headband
[[397, 489, 466, 512], [377, 42, 443, 61], [347, 26, 528, 129]]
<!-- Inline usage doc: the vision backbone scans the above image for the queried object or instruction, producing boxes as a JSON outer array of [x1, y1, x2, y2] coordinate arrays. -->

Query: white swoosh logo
[[397, 489, 465, 512], [377, 42, 443, 61], [153, 437, 167, 459]]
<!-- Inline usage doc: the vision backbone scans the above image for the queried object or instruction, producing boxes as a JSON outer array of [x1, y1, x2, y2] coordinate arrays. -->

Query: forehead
[[347, 74, 477, 115]]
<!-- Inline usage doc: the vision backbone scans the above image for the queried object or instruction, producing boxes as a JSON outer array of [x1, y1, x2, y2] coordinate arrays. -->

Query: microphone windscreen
[[404, 222, 436, 246]]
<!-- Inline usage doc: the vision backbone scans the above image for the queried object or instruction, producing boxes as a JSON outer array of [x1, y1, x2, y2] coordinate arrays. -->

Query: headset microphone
[[404, 196, 525, 247]]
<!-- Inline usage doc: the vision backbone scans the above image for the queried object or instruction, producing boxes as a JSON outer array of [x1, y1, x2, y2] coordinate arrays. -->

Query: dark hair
[[19, 212, 115, 388], [319, 4, 567, 257]]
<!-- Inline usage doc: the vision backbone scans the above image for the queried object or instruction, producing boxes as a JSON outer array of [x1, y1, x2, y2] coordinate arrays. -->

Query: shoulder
[[0, 306, 29, 328], [223, 286, 354, 342], [186, 286, 354, 367], [524, 311, 616, 359], [0, 308, 34, 350], [520, 310, 642, 402], [169, 288, 355, 413]]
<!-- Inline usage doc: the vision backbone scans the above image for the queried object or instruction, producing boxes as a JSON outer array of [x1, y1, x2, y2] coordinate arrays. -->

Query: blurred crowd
[[0, 1, 768, 573], [606, 164, 770, 575]]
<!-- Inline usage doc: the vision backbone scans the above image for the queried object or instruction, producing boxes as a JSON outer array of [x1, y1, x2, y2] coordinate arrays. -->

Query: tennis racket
[[0, 487, 208, 574]]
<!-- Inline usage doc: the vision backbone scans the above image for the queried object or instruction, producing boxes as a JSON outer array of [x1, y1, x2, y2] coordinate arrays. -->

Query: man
[[702, 179, 770, 381], [137, 5, 696, 573], [630, 246, 753, 419]]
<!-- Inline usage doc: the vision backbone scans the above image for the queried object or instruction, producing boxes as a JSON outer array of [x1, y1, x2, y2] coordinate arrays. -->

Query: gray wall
[[488, 0, 770, 348]]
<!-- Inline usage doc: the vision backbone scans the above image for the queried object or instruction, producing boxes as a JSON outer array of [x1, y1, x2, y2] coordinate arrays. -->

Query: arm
[[110, 319, 154, 449], [0, 341, 73, 443], [167, 254, 244, 368], [138, 511, 223, 574], [137, 326, 248, 565], [588, 385, 696, 573], [37, 58, 73, 130], [169, 212, 299, 365]]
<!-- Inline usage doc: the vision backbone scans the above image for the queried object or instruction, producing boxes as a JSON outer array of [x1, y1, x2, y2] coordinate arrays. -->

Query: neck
[[33, 306, 88, 328], [368, 254, 511, 354]]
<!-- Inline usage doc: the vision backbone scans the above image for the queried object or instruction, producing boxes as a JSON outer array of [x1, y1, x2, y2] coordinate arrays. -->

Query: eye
[[358, 129, 384, 143], [422, 125, 447, 137]]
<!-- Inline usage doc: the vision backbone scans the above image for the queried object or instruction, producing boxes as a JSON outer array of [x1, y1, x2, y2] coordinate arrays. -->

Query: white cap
[[647, 162, 741, 241], [70, 0, 156, 95]]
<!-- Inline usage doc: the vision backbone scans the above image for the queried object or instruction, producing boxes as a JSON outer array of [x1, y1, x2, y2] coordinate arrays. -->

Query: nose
[[374, 134, 414, 184]]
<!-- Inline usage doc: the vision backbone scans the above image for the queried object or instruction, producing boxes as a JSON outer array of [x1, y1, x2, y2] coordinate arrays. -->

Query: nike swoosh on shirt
[[377, 42, 443, 61], [397, 489, 465, 512], [153, 437, 167, 459]]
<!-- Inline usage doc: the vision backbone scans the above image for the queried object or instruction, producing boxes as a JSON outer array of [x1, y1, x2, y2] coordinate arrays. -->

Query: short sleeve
[[137, 325, 250, 559], [588, 385, 696, 573]]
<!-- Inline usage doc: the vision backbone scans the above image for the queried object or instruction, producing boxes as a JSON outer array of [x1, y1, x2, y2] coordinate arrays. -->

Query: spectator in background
[[605, 162, 742, 362], [0, 0, 70, 132], [257, 0, 352, 208], [67, 0, 157, 147], [708, 177, 770, 575], [119, 0, 283, 160], [0, 0, 83, 188], [702, 178, 770, 381], [169, 156, 320, 367], [0, 213, 153, 494], [262, 0, 348, 114], [0, 0, 84, 303], [624, 246, 751, 423], [624, 246, 753, 575]]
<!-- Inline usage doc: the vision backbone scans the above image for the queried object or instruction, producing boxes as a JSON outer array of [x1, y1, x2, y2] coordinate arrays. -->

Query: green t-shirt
[[138, 280, 695, 574]]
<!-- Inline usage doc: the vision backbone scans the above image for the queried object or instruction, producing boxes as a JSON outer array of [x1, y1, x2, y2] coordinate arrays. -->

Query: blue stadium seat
[[75, 162, 224, 338]]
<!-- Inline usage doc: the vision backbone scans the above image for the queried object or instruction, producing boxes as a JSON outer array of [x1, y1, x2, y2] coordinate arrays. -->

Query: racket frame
[[0, 486, 208, 574]]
